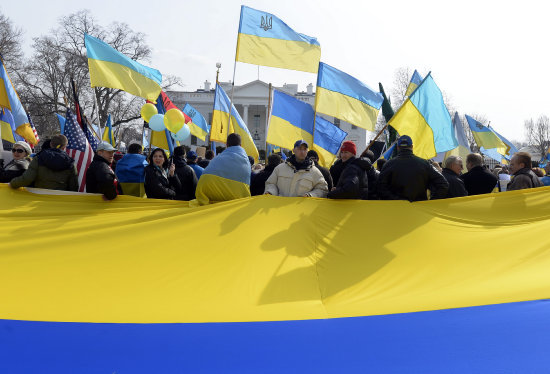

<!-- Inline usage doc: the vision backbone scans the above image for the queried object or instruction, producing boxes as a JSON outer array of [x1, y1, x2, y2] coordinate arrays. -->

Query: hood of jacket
[[173, 156, 188, 168], [37, 148, 75, 171], [349, 157, 372, 171]]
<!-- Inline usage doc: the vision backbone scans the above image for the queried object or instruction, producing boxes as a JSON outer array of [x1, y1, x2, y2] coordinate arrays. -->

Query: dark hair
[[306, 150, 319, 161], [173, 145, 186, 157], [41, 139, 51, 150], [149, 148, 169, 168], [205, 150, 215, 160], [51, 134, 68, 148], [466, 153, 483, 167], [267, 154, 282, 166], [128, 143, 142, 154], [227, 133, 241, 147], [363, 150, 375, 163], [377, 158, 387, 171], [514, 152, 531, 169]]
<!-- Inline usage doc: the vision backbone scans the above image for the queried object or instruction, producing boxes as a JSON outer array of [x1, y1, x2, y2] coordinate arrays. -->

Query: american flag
[[65, 108, 93, 192], [85, 126, 100, 151], [27, 113, 40, 146]]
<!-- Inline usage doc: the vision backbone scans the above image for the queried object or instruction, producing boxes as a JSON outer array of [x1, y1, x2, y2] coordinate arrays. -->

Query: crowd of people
[[0, 133, 548, 204]]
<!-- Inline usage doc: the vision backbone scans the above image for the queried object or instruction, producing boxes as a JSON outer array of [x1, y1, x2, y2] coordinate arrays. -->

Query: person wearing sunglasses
[[0, 141, 32, 183]]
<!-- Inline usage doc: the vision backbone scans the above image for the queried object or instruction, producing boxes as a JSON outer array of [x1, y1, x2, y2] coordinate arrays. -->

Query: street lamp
[[216, 62, 221, 84]]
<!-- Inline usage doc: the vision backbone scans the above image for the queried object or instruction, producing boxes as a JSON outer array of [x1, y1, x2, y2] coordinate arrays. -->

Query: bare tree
[[525, 115, 550, 159], [463, 113, 488, 153], [0, 11, 24, 72], [390, 67, 411, 111]]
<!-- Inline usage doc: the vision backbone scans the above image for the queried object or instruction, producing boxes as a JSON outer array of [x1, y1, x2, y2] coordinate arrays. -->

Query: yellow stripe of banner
[[315, 87, 380, 131]]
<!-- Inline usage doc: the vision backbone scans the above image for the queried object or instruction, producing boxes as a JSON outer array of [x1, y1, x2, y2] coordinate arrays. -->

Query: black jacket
[[0, 159, 29, 183], [367, 167, 379, 200], [441, 168, 468, 198], [144, 164, 181, 200], [327, 157, 371, 200], [314, 161, 333, 191], [461, 166, 497, 195], [250, 163, 278, 196], [329, 159, 346, 186], [85, 154, 122, 200], [173, 156, 198, 201], [197, 159, 210, 168], [377, 149, 448, 201]]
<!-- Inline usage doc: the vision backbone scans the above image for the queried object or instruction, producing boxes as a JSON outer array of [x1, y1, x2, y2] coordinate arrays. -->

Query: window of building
[[334, 118, 340, 128], [351, 124, 357, 130], [191, 135, 197, 145], [254, 114, 261, 129]]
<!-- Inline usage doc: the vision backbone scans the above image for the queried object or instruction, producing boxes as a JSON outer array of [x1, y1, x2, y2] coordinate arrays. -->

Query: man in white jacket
[[264, 140, 328, 197]]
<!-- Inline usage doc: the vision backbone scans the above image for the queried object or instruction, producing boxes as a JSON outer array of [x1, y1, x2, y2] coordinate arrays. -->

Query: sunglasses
[[12, 148, 25, 154]]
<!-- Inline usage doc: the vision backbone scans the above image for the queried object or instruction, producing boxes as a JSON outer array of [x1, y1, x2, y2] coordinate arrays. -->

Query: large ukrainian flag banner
[[85, 33, 162, 101], [266, 89, 314, 150], [313, 115, 348, 167], [1, 184, 550, 372], [182, 103, 209, 141], [236, 6, 321, 73], [315, 62, 383, 131], [465, 114, 511, 157], [389, 73, 458, 159], [210, 83, 259, 162], [0, 57, 37, 145], [404, 69, 423, 97]]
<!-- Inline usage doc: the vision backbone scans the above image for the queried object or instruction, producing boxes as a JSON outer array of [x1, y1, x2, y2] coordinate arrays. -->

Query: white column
[[243, 104, 249, 126]]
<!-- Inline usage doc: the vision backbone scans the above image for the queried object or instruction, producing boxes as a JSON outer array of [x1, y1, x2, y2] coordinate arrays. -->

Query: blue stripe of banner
[[317, 62, 383, 109], [85, 34, 162, 84], [238, 6, 320, 45], [1, 299, 549, 373]]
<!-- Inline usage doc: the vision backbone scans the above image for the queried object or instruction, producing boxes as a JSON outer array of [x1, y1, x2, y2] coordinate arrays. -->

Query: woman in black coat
[[144, 148, 181, 199]]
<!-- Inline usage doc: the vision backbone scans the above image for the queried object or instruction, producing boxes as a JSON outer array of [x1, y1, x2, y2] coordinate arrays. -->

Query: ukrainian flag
[[465, 115, 510, 157], [0, 57, 37, 145], [381, 142, 397, 160], [0, 108, 24, 143], [102, 114, 116, 147], [404, 69, 423, 97], [443, 112, 471, 161], [313, 115, 348, 167], [315, 62, 383, 131], [182, 103, 209, 141], [266, 89, 314, 150], [480, 128, 517, 165], [210, 83, 259, 162], [389, 73, 458, 159], [236, 6, 321, 73], [56, 113, 66, 134], [85, 33, 162, 101]]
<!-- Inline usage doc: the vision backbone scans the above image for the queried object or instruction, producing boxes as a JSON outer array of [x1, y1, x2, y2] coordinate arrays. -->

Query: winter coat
[[187, 161, 204, 179], [507, 168, 544, 191], [144, 164, 181, 200], [327, 157, 371, 200], [198, 159, 210, 168], [173, 156, 198, 201], [441, 168, 468, 198], [329, 159, 346, 186], [460, 166, 498, 195], [314, 161, 333, 191], [0, 158, 30, 183], [367, 167, 379, 200], [265, 156, 328, 198], [85, 154, 122, 200], [10, 148, 78, 191], [377, 148, 448, 201], [250, 163, 278, 196]]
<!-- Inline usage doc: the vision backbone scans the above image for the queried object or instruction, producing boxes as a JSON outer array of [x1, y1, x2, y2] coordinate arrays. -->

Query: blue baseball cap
[[397, 135, 413, 147], [293, 139, 309, 149], [186, 150, 197, 159]]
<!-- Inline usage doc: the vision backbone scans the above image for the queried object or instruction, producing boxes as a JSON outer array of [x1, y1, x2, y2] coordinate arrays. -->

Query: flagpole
[[265, 83, 272, 162], [227, 60, 237, 135]]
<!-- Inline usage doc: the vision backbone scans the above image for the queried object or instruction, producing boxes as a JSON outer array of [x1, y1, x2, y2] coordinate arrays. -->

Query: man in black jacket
[[307, 150, 333, 191], [461, 153, 497, 195], [86, 141, 122, 200], [327, 141, 371, 200], [377, 135, 448, 201], [172, 146, 198, 200], [441, 155, 468, 198], [250, 153, 282, 196]]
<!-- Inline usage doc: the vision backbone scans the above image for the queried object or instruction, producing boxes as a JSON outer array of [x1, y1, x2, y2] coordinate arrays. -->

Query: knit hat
[[340, 141, 356, 155], [14, 141, 32, 155]]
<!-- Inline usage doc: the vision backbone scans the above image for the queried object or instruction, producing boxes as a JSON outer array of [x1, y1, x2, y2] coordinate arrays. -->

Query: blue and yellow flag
[[0, 108, 24, 143], [85, 34, 162, 101], [0, 57, 37, 145], [182, 103, 210, 141], [404, 69, 423, 97], [210, 83, 259, 162], [56, 113, 66, 134], [442, 112, 471, 161], [313, 115, 348, 167], [315, 62, 383, 131], [479, 127, 517, 165], [102, 114, 116, 147], [149, 93, 175, 154], [266, 89, 314, 150], [236, 6, 321, 73], [465, 115, 510, 157], [389, 73, 458, 159], [380, 142, 397, 160]]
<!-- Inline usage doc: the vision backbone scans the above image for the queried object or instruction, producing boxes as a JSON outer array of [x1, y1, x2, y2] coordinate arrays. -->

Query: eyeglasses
[[12, 148, 25, 154]]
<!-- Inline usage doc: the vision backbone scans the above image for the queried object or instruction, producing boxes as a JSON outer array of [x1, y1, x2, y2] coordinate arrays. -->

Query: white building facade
[[168, 80, 370, 155]]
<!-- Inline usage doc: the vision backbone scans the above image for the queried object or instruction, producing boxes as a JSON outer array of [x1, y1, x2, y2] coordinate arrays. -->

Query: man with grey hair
[[460, 153, 497, 195], [441, 155, 468, 198]]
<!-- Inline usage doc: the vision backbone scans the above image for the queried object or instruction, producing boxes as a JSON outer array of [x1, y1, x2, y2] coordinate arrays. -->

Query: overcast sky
[[3, 0, 549, 142]]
